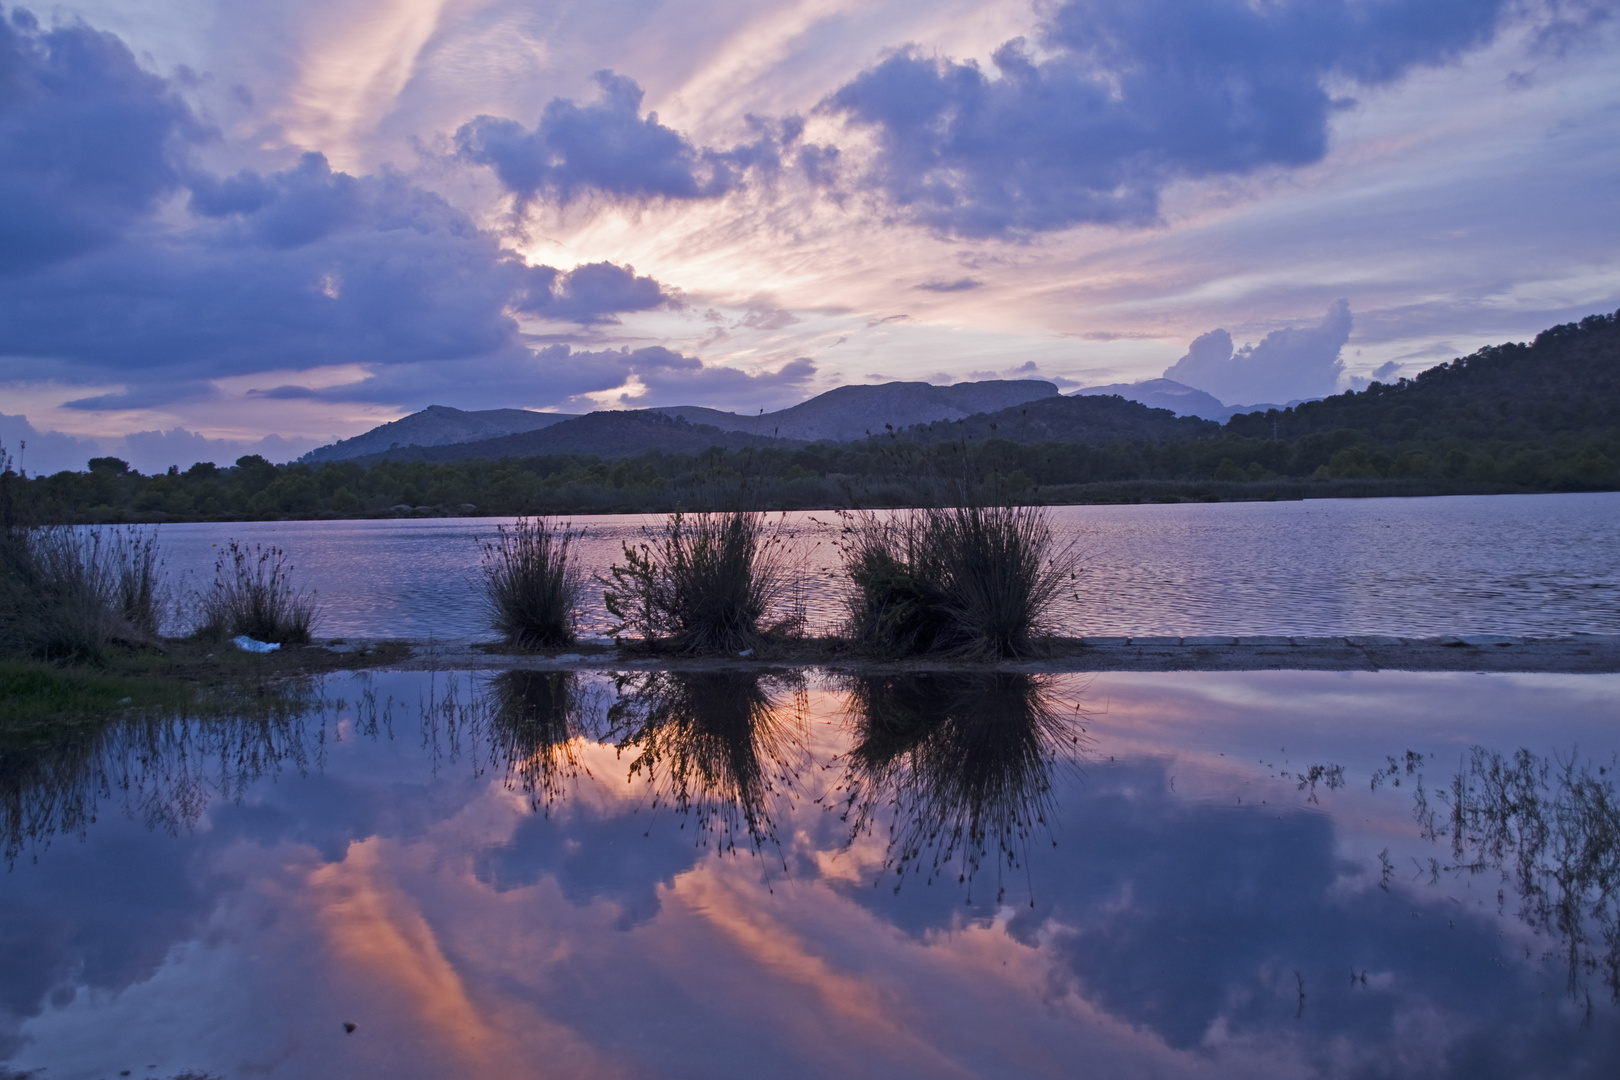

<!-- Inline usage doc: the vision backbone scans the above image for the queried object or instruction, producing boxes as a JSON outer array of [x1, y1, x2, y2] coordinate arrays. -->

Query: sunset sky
[[2, 0, 1617, 472]]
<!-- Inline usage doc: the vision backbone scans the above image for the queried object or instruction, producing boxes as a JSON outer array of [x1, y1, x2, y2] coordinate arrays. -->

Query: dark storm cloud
[[823, 0, 1513, 236], [0, 6, 205, 274], [455, 70, 800, 206]]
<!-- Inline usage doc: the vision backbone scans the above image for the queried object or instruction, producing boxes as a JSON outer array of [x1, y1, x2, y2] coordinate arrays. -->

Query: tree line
[[5, 310, 1616, 522]]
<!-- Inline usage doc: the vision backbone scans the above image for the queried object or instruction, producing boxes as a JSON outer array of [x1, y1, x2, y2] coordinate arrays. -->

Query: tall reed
[[481, 517, 584, 648], [603, 510, 801, 654], [196, 541, 317, 644]]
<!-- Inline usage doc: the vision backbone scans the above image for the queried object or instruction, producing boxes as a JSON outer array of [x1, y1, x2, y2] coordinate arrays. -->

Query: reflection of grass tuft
[[606, 670, 807, 855], [833, 672, 1084, 900], [482, 669, 595, 810]]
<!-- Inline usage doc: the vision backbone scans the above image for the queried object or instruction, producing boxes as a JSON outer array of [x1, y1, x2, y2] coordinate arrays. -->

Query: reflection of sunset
[[307, 838, 630, 1079], [669, 868, 978, 1077]]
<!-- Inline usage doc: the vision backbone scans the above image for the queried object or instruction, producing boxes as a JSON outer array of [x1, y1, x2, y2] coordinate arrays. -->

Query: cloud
[[455, 70, 798, 207], [118, 427, 321, 472], [915, 278, 981, 292], [823, 0, 1513, 236], [302, 344, 813, 414], [516, 261, 674, 325], [0, 413, 319, 474], [0, 412, 105, 475], [0, 7, 204, 275], [627, 356, 817, 410], [0, 16, 690, 415], [1162, 299, 1353, 405]]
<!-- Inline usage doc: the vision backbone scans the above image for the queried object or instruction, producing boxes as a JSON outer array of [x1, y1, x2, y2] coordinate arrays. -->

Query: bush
[[1, 526, 167, 660], [195, 541, 316, 644], [603, 510, 801, 654], [481, 517, 584, 648], [841, 500, 1077, 658]]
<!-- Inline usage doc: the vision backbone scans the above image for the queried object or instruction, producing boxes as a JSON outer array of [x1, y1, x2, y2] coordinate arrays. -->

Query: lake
[[142, 492, 1620, 641], [3, 667, 1617, 1078]]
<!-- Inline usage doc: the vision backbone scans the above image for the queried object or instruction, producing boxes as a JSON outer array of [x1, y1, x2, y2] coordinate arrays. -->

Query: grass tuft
[[481, 517, 584, 648], [603, 510, 802, 654], [1, 526, 167, 661], [841, 500, 1078, 658], [195, 541, 317, 644]]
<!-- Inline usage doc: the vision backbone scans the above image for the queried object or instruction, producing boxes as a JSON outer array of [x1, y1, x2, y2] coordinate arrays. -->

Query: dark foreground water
[[144, 492, 1620, 640], [3, 668, 1618, 1078]]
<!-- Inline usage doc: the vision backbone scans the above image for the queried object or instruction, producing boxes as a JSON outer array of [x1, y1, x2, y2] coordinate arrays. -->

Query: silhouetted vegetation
[[603, 510, 803, 653], [831, 673, 1083, 901], [8, 309, 1617, 522], [1, 441, 168, 660], [605, 671, 808, 856], [482, 517, 585, 648], [841, 497, 1079, 659], [195, 540, 317, 644]]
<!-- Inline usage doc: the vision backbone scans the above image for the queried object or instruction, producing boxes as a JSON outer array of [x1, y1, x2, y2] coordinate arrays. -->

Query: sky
[[1, 0, 1618, 473]]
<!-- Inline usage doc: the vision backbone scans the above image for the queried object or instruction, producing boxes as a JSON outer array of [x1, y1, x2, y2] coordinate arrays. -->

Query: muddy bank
[[370, 635, 1620, 675]]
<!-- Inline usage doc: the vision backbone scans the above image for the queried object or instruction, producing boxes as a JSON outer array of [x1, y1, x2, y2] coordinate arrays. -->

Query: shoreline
[[380, 635, 1620, 675]]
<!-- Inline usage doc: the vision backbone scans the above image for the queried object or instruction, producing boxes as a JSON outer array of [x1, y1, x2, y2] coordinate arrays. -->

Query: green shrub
[[481, 517, 584, 648], [603, 510, 801, 654], [195, 541, 316, 644]]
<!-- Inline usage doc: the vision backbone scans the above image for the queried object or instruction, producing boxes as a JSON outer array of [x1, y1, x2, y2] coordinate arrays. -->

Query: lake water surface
[[146, 492, 1619, 641], [3, 668, 1617, 1078]]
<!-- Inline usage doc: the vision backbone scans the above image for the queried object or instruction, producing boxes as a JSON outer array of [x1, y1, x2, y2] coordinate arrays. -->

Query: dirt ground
[[361, 634, 1620, 676]]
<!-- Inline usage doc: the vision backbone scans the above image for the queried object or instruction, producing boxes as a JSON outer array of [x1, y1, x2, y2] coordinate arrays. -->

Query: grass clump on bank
[[603, 510, 802, 654], [1, 523, 168, 662], [482, 517, 585, 648], [841, 499, 1078, 659], [196, 541, 318, 644]]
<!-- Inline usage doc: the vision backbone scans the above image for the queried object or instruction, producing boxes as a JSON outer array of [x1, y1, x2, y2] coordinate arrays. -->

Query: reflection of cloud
[[309, 840, 502, 1067]]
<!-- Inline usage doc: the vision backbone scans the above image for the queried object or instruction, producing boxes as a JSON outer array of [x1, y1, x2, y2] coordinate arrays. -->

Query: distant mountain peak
[[301, 406, 579, 463]]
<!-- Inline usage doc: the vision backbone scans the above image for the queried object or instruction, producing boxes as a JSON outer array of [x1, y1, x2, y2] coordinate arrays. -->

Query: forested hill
[[1227, 310, 1620, 443], [894, 392, 1219, 445], [345, 408, 799, 465]]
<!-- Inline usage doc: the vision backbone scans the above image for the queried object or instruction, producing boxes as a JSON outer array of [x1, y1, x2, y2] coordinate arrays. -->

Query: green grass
[[0, 656, 194, 733]]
